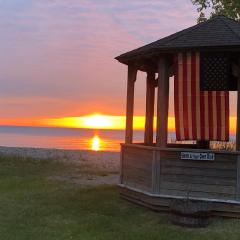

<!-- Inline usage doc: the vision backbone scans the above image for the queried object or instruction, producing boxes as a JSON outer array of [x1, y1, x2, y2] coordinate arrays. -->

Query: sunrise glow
[[0, 115, 237, 133], [39, 114, 170, 130]]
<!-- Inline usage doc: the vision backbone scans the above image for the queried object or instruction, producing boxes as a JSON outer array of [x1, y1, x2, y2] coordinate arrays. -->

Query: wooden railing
[[121, 144, 240, 201]]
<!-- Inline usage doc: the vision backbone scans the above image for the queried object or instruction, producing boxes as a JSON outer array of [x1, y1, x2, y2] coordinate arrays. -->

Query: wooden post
[[237, 155, 240, 200], [125, 64, 137, 144], [119, 144, 123, 184], [152, 150, 161, 194], [156, 57, 169, 148], [236, 59, 240, 200], [236, 61, 240, 151], [144, 70, 155, 145]]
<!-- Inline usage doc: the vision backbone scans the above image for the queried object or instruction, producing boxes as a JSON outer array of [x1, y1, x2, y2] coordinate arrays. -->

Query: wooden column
[[152, 150, 161, 193], [156, 57, 169, 148], [235, 60, 240, 199], [233, 59, 240, 200], [144, 70, 155, 145], [125, 65, 137, 144], [236, 61, 240, 151]]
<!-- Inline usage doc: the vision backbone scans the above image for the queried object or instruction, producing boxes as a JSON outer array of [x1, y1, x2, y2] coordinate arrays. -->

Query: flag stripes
[[174, 52, 229, 141]]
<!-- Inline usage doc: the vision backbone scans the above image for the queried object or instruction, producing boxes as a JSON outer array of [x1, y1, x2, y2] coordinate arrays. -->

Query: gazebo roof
[[116, 16, 240, 64]]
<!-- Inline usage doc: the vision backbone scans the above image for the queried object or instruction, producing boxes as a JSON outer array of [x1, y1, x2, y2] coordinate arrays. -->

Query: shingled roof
[[115, 16, 240, 64]]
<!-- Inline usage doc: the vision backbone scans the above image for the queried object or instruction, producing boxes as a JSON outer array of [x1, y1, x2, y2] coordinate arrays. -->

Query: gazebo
[[115, 16, 240, 217]]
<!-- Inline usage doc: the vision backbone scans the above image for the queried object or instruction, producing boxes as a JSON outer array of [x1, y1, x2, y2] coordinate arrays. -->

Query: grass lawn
[[1, 155, 240, 240]]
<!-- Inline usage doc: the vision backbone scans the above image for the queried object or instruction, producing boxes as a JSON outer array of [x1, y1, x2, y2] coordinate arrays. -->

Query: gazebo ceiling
[[115, 16, 240, 65]]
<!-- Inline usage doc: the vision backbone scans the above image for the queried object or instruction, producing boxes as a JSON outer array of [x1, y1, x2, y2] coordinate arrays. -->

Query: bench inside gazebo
[[115, 16, 240, 217]]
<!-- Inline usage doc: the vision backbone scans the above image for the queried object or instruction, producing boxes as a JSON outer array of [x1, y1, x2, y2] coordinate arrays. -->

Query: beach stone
[[0, 146, 120, 172]]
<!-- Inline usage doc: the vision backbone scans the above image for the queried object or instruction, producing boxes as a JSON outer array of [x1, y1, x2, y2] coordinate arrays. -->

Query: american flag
[[174, 52, 229, 141]]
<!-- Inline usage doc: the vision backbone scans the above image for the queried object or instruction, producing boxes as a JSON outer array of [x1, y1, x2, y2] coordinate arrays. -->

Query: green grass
[[0, 155, 240, 240]]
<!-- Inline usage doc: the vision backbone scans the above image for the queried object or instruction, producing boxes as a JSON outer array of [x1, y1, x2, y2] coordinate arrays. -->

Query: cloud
[[0, 0, 203, 118]]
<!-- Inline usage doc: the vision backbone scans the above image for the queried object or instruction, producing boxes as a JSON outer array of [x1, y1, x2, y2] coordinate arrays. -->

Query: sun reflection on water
[[91, 135, 101, 151]]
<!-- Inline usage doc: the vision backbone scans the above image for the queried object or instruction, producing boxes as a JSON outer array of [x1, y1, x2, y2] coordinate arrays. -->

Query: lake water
[[0, 126, 236, 152], [0, 126, 143, 152]]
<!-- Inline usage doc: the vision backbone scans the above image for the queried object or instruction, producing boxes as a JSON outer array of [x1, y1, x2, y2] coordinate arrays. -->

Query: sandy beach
[[0, 146, 120, 186]]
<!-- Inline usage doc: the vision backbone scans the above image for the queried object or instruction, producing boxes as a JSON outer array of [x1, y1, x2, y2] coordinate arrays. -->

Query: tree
[[191, 0, 240, 22]]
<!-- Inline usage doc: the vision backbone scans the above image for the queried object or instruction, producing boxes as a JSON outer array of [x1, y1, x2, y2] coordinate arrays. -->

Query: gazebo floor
[[119, 185, 240, 218]]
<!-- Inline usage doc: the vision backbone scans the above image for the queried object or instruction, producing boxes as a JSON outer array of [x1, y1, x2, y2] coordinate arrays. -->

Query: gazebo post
[[236, 60, 240, 199], [125, 64, 137, 144], [156, 57, 169, 148], [236, 65, 240, 151], [144, 70, 155, 145]]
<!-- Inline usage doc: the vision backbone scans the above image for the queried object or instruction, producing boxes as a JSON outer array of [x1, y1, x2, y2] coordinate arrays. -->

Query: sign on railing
[[181, 152, 215, 161]]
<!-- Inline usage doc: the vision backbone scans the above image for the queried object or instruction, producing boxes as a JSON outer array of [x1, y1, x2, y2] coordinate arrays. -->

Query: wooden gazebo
[[115, 16, 240, 217]]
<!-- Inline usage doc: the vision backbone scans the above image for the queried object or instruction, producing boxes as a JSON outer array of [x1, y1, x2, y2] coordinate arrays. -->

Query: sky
[[0, 0, 237, 130]]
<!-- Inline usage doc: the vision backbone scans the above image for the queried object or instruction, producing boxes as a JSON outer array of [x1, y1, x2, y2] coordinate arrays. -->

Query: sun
[[82, 114, 112, 129]]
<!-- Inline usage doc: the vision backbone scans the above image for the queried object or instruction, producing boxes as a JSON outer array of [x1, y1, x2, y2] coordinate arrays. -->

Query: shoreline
[[0, 146, 120, 172]]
